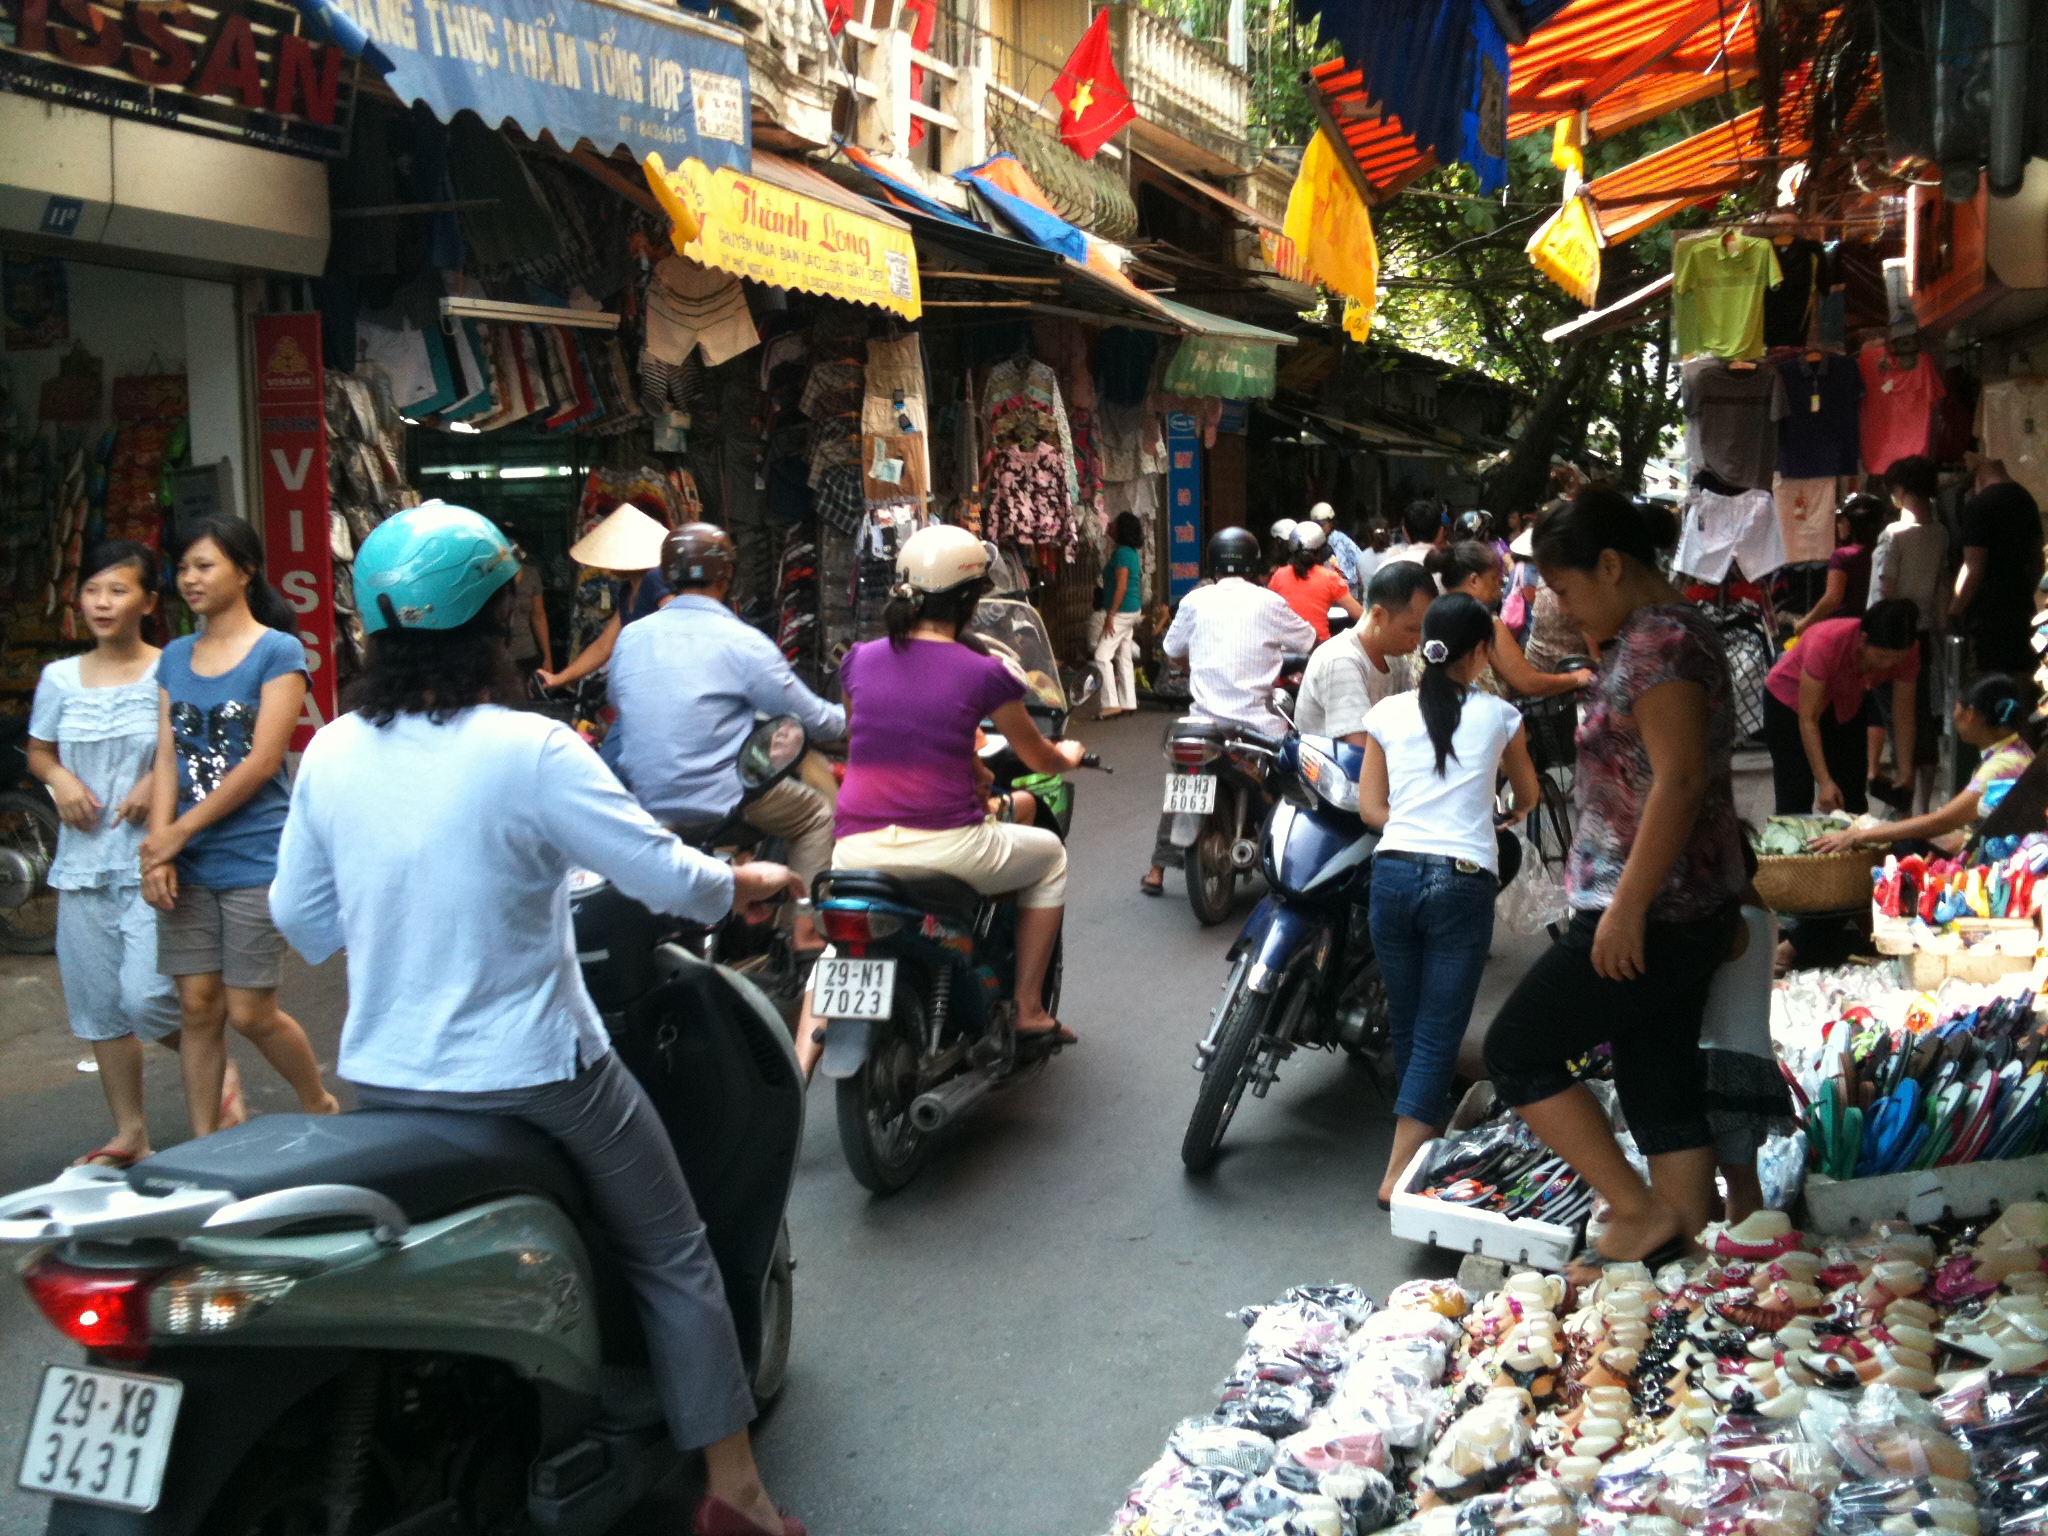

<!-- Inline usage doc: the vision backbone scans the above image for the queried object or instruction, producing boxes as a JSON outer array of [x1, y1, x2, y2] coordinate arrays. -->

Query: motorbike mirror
[[1078, 674, 1100, 702], [738, 714, 807, 790]]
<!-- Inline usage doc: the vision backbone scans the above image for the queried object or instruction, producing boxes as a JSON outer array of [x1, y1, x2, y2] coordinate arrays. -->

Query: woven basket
[[1752, 851, 1877, 913]]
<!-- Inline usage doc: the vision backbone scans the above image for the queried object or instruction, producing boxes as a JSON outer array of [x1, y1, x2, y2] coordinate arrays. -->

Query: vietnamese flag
[[1051, 11, 1137, 160]]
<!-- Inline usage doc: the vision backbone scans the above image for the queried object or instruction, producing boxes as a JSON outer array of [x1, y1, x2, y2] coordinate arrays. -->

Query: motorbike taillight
[[818, 908, 903, 945], [1167, 739, 1219, 768], [23, 1254, 159, 1362]]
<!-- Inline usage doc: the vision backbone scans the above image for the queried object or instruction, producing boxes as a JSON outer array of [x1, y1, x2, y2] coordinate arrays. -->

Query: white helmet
[[1290, 522, 1328, 552], [895, 523, 991, 595], [1269, 518, 1298, 542], [1309, 501, 1336, 523]]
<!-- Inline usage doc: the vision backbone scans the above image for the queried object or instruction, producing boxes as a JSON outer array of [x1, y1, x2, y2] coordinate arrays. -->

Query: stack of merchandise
[[1871, 836, 2048, 928], [100, 370, 187, 553], [325, 369, 420, 686], [1104, 1205, 2048, 1536]]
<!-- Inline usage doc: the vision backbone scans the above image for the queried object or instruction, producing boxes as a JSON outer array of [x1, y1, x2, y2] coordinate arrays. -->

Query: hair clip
[[1421, 639, 1450, 664]]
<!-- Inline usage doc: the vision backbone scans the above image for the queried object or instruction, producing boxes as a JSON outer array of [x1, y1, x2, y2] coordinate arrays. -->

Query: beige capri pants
[[832, 817, 1068, 908]]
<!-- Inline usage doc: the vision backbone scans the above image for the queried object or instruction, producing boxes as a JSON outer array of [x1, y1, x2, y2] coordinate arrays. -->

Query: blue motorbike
[[1180, 733, 1389, 1172]]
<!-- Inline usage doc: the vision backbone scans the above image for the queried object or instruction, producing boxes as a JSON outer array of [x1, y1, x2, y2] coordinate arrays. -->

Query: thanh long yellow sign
[[644, 153, 921, 320]]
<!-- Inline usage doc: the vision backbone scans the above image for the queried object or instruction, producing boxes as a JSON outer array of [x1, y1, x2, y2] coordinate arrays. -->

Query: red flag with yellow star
[[1051, 10, 1136, 160]]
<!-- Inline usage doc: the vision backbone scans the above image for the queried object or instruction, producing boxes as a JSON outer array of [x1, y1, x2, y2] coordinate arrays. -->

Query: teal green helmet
[[356, 501, 518, 633]]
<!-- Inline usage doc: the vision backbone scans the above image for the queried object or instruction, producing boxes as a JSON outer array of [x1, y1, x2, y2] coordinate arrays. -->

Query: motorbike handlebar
[[1080, 752, 1112, 773]]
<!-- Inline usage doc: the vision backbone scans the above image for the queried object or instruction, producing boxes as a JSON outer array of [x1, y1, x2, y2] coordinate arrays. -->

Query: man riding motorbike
[[609, 522, 846, 954], [1140, 527, 1316, 897], [1293, 559, 1436, 745], [269, 502, 808, 1536]]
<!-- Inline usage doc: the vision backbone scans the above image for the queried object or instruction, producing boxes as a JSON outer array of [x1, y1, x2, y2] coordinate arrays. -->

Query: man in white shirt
[[1295, 561, 1436, 744], [1381, 499, 1448, 571], [1141, 527, 1315, 895]]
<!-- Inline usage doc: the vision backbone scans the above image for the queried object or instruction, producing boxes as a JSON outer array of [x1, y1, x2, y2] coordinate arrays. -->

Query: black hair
[[1963, 672, 2030, 738], [1860, 598, 1920, 650], [81, 540, 158, 590], [1884, 455, 1939, 502], [175, 516, 299, 636], [1401, 500, 1443, 543], [1838, 494, 1889, 550], [1530, 487, 1677, 572], [1364, 517, 1390, 547], [356, 583, 518, 726], [1416, 594, 1497, 777], [1426, 541, 1499, 593], [1367, 559, 1437, 614], [1112, 512, 1143, 549], [883, 579, 991, 653], [1288, 539, 1329, 579]]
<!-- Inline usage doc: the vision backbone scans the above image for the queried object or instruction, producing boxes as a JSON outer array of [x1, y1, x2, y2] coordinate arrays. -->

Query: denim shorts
[[156, 884, 287, 991]]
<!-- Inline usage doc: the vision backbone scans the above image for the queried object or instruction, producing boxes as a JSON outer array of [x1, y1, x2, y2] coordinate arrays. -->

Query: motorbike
[[1, 855, 802, 1534], [1160, 714, 1284, 928], [0, 713, 60, 954], [1180, 732, 1390, 1172], [811, 598, 1104, 1195]]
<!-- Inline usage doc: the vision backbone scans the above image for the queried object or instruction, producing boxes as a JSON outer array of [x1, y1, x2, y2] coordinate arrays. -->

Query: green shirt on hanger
[[1674, 234, 1784, 361]]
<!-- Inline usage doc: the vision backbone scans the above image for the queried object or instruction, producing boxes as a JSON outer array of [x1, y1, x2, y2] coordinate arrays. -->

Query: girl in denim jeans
[[1360, 594, 1538, 1206]]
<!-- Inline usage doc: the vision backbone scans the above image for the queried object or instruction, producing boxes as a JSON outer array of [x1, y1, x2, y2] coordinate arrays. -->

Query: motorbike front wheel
[[752, 1220, 795, 1410], [1186, 817, 1236, 926], [835, 986, 933, 1195], [1181, 969, 1270, 1172]]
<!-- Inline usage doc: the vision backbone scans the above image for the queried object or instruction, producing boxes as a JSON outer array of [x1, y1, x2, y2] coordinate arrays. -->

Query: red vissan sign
[[254, 314, 336, 756]]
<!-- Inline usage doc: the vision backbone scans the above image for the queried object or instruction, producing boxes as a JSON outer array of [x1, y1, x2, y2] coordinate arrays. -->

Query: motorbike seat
[[818, 868, 986, 921], [128, 1110, 590, 1225], [1170, 715, 1282, 753]]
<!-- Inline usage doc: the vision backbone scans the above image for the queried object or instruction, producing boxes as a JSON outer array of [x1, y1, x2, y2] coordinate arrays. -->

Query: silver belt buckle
[[1455, 858, 1482, 876]]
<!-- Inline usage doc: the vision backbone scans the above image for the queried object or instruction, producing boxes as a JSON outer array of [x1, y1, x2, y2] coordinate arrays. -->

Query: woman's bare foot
[[217, 1061, 249, 1128], [1016, 1005, 1076, 1044]]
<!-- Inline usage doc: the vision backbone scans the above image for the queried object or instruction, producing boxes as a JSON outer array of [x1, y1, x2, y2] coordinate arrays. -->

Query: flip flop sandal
[[1138, 877, 1164, 897], [70, 1144, 142, 1171]]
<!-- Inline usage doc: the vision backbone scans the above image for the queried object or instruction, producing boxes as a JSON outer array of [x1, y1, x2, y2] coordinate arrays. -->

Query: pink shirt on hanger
[[1857, 342, 1945, 476]]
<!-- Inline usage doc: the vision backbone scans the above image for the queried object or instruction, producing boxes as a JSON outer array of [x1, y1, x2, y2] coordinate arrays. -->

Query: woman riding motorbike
[[268, 502, 807, 1536]]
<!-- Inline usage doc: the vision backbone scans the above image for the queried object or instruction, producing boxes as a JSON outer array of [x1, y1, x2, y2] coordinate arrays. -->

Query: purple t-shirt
[[835, 637, 1028, 839]]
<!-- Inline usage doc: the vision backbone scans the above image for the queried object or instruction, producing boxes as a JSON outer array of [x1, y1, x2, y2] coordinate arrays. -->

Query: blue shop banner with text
[[328, 0, 751, 168], [1167, 412, 1202, 604]]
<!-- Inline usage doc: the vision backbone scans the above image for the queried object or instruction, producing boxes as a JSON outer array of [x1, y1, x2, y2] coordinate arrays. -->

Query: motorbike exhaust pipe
[[909, 1068, 998, 1133]]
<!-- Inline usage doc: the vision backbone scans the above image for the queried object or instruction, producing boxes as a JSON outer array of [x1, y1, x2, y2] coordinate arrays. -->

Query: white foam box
[[1803, 1150, 2048, 1236], [1388, 1138, 1584, 1272]]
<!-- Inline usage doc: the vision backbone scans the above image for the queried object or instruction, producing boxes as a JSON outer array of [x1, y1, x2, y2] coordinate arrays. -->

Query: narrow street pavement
[[0, 706, 1552, 1535]]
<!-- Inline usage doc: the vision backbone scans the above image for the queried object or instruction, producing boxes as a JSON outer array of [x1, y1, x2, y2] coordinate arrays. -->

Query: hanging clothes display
[[860, 333, 930, 517], [640, 255, 760, 411], [1761, 237, 1825, 349], [1774, 352, 1863, 479], [1977, 376, 2048, 507], [1772, 476, 1840, 566], [1681, 357, 1788, 490], [981, 355, 1080, 558], [1857, 341, 1946, 474], [1675, 485, 1787, 583], [1672, 232, 1782, 361]]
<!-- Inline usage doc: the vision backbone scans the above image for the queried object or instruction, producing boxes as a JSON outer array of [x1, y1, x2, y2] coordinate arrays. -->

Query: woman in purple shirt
[[799, 528, 1083, 1075]]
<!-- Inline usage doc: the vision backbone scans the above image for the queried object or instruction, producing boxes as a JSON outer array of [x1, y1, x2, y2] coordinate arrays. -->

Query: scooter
[[809, 598, 1104, 1194], [1160, 715, 1285, 927], [2, 858, 802, 1534], [0, 714, 59, 954]]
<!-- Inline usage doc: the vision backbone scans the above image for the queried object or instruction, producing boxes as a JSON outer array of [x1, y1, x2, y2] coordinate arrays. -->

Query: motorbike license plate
[[813, 957, 897, 1020], [1163, 773, 1218, 815], [18, 1365, 182, 1513]]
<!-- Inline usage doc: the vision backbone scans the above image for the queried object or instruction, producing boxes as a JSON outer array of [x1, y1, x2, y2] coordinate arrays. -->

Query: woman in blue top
[[1092, 511, 1145, 718], [140, 516, 336, 1135]]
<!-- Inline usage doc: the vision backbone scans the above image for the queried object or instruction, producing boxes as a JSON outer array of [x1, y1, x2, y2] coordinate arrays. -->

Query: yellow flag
[[1284, 130, 1379, 339], [1526, 194, 1603, 308], [1550, 116, 1584, 180]]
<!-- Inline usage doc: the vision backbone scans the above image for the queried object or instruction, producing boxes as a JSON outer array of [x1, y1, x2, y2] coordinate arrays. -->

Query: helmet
[[660, 522, 735, 589], [1207, 527, 1263, 578], [1308, 501, 1336, 523], [1453, 510, 1497, 544], [355, 500, 518, 633], [1269, 518, 1298, 542], [1289, 522, 1328, 554], [896, 523, 990, 595]]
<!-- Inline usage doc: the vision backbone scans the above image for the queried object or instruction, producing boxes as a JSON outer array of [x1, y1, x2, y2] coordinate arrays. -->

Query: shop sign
[[254, 313, 334, 755], [0, 0, 355, 158], [1525, 194, 1602, 309], [327, 0, 750, 171], [644, 154, 922, 321], [1166, 411, 1201, 605]]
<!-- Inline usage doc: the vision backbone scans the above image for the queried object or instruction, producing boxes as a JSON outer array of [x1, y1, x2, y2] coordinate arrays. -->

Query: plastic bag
[[1758, 1131, 1807, 1212], [1498, 834, 1569, 936]]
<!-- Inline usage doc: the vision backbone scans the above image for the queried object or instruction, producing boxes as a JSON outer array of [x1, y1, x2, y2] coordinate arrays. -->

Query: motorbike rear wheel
[[835, 986, 932, 1195], [1186, 819, 1236, 926], [752, 1220, 795, 1410], [1181, 970, 1270, 1172], [0, 789, 59, 955]]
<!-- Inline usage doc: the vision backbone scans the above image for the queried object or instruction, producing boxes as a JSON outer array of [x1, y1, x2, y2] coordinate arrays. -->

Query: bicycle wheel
[[1530, 769, 1574, 876]]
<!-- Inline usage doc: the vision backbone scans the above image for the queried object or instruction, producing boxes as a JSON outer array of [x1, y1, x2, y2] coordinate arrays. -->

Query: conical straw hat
[[569, 503, 668, 571]]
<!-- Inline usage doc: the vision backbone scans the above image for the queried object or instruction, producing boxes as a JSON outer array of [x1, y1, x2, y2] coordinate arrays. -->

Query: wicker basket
[[1752, 851, 1878, 913]]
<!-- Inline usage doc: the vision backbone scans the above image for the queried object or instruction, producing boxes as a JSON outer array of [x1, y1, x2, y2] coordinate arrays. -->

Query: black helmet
[[659, 522, 736, 590], [1207, 527, 1262, 578], [1454, 510, 1496, 544]]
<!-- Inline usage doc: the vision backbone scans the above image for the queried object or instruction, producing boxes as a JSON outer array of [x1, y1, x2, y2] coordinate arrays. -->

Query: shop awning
[[1156, 299, 1296, 401], [1134, 152, 1283, 234], [1541, 274, 1673, 343], [1580, 107, 1798, 244], [893, 204, 1181, 332], [339, 0, 752, 172], [642, 150, 923, 320], [1258, 400, 1461, 459]]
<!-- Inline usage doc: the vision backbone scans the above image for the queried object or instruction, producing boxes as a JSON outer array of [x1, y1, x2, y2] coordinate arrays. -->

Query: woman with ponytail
[[1812, 672, 2035, 857], [1359, 593, 1538, 1207], [142, 515, 336, 1136]]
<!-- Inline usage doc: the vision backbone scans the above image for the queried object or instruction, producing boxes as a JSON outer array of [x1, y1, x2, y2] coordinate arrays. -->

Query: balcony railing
[[1104, 4, 1250, 172]]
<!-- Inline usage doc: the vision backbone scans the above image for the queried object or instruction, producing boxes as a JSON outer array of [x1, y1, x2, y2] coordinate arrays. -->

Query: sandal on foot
[[1566, 1231, 1690, 1286], [1139, 877, 1164, 897], [70, 1144, 142, 1171]]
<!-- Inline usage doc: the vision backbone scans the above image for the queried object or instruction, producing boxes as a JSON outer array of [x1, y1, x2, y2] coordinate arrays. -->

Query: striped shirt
[[1162, 577, 1317, 737]]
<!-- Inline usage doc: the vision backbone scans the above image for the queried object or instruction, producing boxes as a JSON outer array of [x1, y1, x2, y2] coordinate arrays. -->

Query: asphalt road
[[0, 706, 1553, 1535]]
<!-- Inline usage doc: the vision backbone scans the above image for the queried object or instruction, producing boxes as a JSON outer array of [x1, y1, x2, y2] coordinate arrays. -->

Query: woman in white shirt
[[1360, 593, 1539, 1207]]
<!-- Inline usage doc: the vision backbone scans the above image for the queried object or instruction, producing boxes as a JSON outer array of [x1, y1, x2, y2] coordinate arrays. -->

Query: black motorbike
[[1160, 715, 1284, 927], [0, 713, 60, 953], [1180, 732, 1390, 1172]]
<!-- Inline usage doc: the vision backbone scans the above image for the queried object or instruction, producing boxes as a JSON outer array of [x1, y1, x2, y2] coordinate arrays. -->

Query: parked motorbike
[[1161, 714, 1285, 927], [0, 713, 60, 954], [1180, 732, 1390, 1172], [811, 598, 1104, 1194], [1, 867, 802, 1534]]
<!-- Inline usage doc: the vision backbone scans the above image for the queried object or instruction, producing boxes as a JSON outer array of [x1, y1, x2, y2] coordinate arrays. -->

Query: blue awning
[[325, 0, 751, 170]]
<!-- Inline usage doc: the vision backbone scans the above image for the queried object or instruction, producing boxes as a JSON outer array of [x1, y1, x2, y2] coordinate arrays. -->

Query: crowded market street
[[0, 708, 1552, 1536]]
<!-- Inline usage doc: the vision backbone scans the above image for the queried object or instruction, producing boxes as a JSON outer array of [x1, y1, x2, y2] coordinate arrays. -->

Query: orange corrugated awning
[[1581, 102, 1808, 244]]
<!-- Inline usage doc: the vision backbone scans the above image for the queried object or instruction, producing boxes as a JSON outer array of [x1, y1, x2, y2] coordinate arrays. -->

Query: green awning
[[1156, 298, 1296, 401]]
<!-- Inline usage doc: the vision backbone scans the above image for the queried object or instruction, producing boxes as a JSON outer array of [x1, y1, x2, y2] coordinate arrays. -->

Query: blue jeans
[[1367, 852, 1497, 1126]]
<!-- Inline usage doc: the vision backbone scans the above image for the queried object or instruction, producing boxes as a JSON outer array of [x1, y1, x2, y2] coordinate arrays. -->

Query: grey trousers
[[353, 1052, 754, 1449]]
